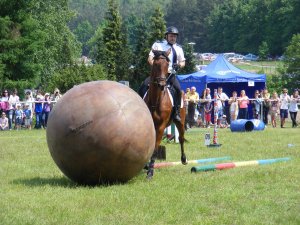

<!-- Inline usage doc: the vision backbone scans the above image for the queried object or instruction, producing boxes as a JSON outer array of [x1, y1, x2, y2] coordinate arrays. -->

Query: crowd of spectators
[[184, 86, 300, 129], [0, 88, 62, 131]]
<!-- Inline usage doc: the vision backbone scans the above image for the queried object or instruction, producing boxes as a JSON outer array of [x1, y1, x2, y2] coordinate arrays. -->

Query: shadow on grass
[[12, 176, 128, 188], [12, 176, 79, 188]]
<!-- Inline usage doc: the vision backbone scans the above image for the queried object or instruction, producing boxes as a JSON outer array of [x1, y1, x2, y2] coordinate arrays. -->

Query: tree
[[0, 0, 81, 91], [95, 0, 122, 81], [180, 42, 197, 74], [73, 20, 94, 56], [129, 20, 151, 91], [29, 0, 81, 85], [115, 23, 132, 81], [258, 41, 269, 60], [280, 34, 300, 90], [148, 7, 166, 45], [48, 63, 107, 93], [0, 3, 44, 90]]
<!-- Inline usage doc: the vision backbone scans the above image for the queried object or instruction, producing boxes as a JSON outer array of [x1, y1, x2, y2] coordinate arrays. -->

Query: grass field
[[201, 59, 283, 75], [233, 61, 283, 75], [0, 123, 299, 225]]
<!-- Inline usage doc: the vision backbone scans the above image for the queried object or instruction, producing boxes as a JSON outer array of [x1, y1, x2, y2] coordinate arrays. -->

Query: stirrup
[[174, 112, 181, 122]]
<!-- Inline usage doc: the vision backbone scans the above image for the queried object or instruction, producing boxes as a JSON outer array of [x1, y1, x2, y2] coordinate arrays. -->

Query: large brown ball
[[46, 81, 155, 185]]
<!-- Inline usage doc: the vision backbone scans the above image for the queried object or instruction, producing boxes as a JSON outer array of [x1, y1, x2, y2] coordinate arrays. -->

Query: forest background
[[0, 0, 299, 96]]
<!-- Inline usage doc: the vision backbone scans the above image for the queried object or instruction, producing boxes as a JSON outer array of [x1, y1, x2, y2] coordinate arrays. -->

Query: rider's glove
[[172, 63, 179, 72]]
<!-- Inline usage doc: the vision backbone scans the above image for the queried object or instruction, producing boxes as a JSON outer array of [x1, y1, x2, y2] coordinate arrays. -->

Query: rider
[[139, 26, 186, 122]]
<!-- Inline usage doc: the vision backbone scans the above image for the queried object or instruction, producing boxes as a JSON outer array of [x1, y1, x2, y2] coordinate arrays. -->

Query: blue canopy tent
[[177, 54, 266, 119], [176, 71, 206, 94]]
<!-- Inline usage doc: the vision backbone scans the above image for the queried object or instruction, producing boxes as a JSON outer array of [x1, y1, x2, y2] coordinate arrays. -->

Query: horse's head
[[151, 49, 171, 88]]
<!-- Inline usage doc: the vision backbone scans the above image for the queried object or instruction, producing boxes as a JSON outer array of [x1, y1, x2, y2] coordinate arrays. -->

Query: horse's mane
[[152, 50, 170, 62]]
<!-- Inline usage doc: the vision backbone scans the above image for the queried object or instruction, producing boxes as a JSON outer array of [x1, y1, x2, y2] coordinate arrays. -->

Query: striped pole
[[191, 157, 291, 173], [208, 89, 221, 147], [213, 89, 218, 144], [154, 156, 231, 169]]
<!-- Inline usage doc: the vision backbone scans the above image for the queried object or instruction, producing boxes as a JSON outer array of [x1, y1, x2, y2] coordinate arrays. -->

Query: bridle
[[151, 51, 170, 88]]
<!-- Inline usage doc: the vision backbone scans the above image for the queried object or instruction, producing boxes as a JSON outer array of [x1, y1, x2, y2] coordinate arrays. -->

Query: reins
[[149, 51, 170, 110]]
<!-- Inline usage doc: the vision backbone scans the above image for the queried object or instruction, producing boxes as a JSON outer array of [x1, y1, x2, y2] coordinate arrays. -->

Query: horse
[[144, 49, 187, 179]]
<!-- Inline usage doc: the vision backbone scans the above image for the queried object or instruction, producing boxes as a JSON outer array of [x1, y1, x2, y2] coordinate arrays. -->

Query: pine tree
[[148, 7, 166, 45], [180, 41, 197, 74], [98, 0, 123, 81], [130, 21, 151, 91], [115, 23, 132, 81], [281, 34, 300, 90]]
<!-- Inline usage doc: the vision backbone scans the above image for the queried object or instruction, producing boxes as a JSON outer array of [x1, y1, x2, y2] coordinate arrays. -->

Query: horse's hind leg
[[174, 120, 187, 165], [146, 156, 155, 179]]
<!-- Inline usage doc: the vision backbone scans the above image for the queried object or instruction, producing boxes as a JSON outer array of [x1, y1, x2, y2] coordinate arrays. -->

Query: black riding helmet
[[165, 26, 179, 36]]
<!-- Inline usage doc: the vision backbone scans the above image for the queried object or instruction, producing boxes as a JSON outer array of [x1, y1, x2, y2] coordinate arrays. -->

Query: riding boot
[[174, 105, 181, 122], [173, 89, 182, 122]]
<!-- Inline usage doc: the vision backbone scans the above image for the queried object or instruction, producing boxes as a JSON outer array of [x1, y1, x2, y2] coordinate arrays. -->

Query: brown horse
[[144, 49, 187, 178]]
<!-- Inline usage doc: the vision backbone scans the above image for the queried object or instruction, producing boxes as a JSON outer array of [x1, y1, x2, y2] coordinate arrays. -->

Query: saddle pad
[[143, 89, 183, 108]]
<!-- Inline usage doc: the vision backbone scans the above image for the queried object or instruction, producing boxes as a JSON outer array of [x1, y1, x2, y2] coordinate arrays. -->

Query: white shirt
[[280, 93, 290, 110], [289, 96, 299, 112], [149, 39, 185, 73], [216, 92, 229, 110], [8, 95, 20, 110]]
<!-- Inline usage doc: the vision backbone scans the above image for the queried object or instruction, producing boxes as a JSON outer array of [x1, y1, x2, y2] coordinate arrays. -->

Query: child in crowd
[[204, 98, 212, 128], [23, 103, 32, 130], [0, 112, 9, 131], [14, 104, 23, 130], [270, 92, 280, 128], [219, 115, 229, 128]]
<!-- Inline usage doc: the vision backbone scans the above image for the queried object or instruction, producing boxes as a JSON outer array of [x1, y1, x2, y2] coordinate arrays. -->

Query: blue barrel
[[230, 119, 254, 132], [250, 119, 265, 131]]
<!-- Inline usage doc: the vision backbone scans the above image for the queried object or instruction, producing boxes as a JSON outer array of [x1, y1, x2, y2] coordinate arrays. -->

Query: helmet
[[165, 26, 179, 36]]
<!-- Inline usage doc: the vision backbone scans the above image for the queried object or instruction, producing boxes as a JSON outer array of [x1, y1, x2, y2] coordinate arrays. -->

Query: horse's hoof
[[181, 156, 188, 165], [146, 174, 153, 180], [146, 169, 154, 179]]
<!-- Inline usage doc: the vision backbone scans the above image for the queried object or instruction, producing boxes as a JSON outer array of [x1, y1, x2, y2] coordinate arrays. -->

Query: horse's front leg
[[146, 126, 166, 179], [174, 120, 187, 165]]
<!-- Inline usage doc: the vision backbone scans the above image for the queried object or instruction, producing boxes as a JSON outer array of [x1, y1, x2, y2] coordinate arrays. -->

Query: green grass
[[233, 61, 283, 75], [0, 123, 299, 225]]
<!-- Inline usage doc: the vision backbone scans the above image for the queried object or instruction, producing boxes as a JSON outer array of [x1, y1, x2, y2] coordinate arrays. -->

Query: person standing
[[269, 92, 280, 128], [34, 90, 44, 129], [42, 93, 51, 128], [186, 86, 199, 128], [184, 88, 190, 114], [139, 26, 186, 122], [238, 90, 249, 119], [198, 89, 207, 126], [14, 104, 23, 131], [279, 88, 291, 128], [8, 89, 20, 130], [51, 88, 62, 109], [24, 91, 34, 114], [252, 90, 262, 119], [23, 103, 32, 130], [262, 89, 271, 125], [228, 91, 239, 122], [216, 87, 229, 126], [289, 89, 299, 128]]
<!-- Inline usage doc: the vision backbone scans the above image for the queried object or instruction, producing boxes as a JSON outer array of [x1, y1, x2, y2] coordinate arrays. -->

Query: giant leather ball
[[46, 81, 155, 185]]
